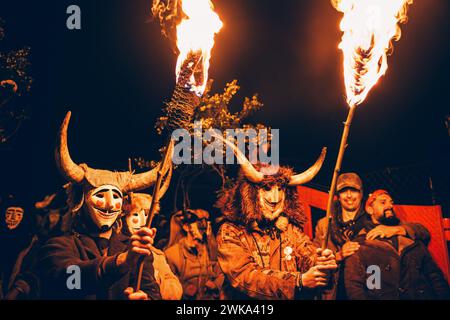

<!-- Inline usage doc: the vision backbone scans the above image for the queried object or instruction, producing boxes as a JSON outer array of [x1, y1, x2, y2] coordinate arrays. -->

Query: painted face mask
[[258, 185, 286, 221], [183, 209, 210, 243], [187, 219, 209, 242], [83, 184, 123, 232], [122, 191, 168, 235], [125, 209, 149, 234], [5, 207, 24, 230]]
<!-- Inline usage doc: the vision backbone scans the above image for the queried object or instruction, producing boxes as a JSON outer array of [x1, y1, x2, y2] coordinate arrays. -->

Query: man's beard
[[378, 209, 400, 226]]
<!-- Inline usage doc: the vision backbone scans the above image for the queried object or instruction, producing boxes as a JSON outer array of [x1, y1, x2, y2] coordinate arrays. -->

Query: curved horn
[[55, 111, 85, 183], [158, 164, 173, 201], [123, 140, 174, 192], [288, 147, 327, 186], [213, 132, 264, 183], [124, 167, 158, 193]]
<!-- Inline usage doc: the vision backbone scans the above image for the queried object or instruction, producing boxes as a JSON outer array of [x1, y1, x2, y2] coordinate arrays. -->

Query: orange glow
[[332, 0, 413, 107], [176, 0, 223, 96]]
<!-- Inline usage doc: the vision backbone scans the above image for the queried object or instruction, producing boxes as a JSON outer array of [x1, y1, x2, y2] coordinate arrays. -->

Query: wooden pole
[[134, 138, 174, 291], [322, 105, 356, 250]]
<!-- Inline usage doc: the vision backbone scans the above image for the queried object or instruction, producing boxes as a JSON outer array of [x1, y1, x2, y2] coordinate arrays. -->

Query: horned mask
[[215, 134, 326, 227], [122, 166, 172, 235], [55, 111, 172, 232]]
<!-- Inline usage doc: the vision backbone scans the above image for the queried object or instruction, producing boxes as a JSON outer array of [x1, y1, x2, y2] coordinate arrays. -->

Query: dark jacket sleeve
[[37, 236, 129, 298], [421, 248, 450, 299], [401, 222, 431, 245], [344, 251, 369, 300]]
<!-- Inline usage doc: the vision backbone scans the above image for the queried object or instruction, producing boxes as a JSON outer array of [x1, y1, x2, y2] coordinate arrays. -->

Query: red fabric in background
[[395, 205, 450, 282], [298, 186, 450, 282]]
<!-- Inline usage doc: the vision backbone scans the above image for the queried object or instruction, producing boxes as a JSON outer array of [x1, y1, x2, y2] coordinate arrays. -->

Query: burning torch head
[[164, 52, 202, 132]]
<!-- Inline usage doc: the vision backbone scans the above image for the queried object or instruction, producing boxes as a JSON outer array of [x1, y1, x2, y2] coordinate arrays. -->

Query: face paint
[[83, 184, 123, 232], [258, 185, 285, 221], [5, 207, 24, 230], [125, 209, 148, 234]]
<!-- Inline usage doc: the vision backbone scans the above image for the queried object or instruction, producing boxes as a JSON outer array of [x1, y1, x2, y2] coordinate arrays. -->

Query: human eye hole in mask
[[94, 192, 105, 199]]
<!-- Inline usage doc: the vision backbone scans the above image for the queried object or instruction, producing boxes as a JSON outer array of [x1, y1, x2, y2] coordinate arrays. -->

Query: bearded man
[[344, 190, 450, 300], [121, 192, 183, 300], [164, 208, 224, 300], [214, 136, 337, 300], [35, 112, 170, 300], [314, 173, 431, 299]]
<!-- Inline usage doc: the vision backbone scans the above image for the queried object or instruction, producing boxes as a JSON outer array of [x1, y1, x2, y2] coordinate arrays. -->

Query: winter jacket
[[217, 221, 318, 300], [35, 231, 161, 300], [344, 233, 450, 300], [314, 213, 431, 300], [165, 238, 224, 300]]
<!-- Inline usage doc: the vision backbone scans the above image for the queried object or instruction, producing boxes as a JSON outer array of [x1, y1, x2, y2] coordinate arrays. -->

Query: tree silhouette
[[0, 18, 32, 144]]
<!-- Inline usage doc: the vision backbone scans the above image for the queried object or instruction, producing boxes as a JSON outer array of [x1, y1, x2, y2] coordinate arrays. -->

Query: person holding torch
[[314, 173, 431, 300]]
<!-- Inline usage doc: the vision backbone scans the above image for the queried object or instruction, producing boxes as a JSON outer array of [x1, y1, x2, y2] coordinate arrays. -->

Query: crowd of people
[[0, 112, 449, 300]]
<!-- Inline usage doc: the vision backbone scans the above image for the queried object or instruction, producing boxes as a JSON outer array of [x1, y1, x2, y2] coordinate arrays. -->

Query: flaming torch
[[134, 0, 223, 291], [322, 0, 413, 249]]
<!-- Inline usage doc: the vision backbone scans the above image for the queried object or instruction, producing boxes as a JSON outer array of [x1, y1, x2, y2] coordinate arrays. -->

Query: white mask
[[5, 206, 24, 230], [125, 209, 148, 234], [258, 185, 285, 221], [83, 185, 123, 231]]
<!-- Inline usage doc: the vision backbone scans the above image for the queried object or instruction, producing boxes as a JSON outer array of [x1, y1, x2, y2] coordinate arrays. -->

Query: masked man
[[344, 190, 450, 300], [121, 192, 183, 300], [314, 173, 431, 299], [165, 209, 224, 300], [0, 195, 34, 298], [5, 187, 73, 300], [35, 112, 171, 300], [215, 136, 337, 300]]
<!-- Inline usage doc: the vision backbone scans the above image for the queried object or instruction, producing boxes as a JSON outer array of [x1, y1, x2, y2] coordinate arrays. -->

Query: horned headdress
[[215, 135, 326, 227], [56, 112, 171, 192], [55, 112, 173, 214]]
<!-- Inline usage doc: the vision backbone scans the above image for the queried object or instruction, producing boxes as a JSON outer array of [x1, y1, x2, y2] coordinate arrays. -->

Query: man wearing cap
[[344, 189, 450, 300], [314, 173, 430, 299]]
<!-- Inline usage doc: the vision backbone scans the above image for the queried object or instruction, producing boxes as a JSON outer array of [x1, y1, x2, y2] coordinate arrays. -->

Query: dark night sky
[[0, 0, 449, 210]]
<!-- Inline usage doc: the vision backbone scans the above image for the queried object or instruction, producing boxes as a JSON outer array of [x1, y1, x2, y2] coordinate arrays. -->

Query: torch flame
[[175, 0, 223, 96], [332, 0, 413, 107]]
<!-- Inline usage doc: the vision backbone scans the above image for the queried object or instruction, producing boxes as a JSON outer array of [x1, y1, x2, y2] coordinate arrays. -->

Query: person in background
[[121, 192, 183, 300]]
